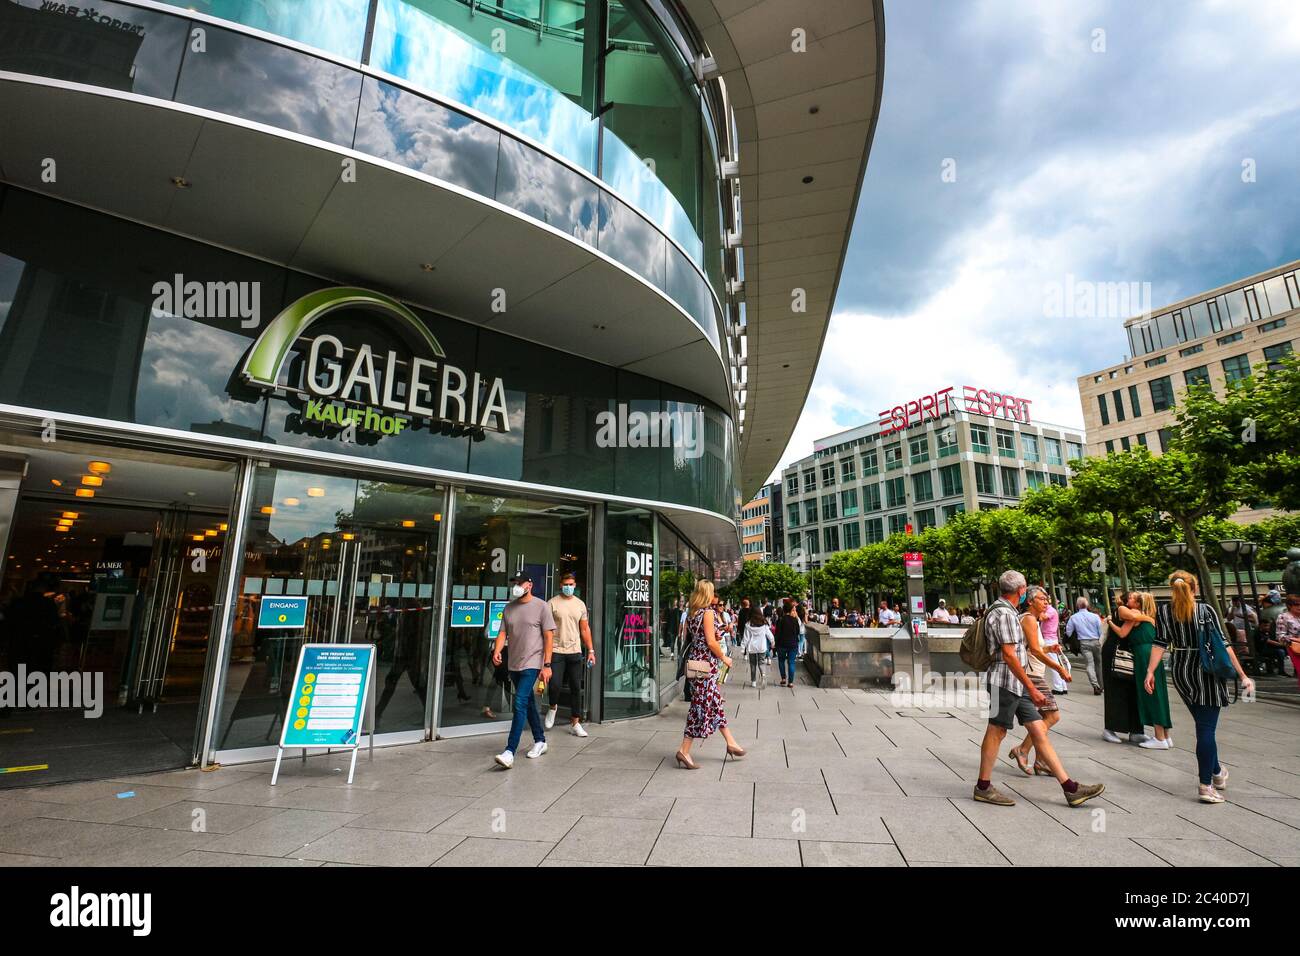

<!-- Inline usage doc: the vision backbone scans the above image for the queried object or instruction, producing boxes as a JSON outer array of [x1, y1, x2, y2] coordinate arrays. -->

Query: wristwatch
[[543, 661, 552, 667]]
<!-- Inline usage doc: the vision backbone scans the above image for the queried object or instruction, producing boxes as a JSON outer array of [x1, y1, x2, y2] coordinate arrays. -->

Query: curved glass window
[[602, 1, 703, 262], [370, 0, 600, 174], [185, 0, 371, 61]]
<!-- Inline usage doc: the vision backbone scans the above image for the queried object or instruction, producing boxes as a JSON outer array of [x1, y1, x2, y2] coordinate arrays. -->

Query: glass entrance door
[[439, 492, 590, 732], [215, 466, 444, 753]]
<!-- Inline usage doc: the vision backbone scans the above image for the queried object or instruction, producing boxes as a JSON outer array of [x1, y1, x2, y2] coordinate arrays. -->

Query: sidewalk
[[0, 668, 1297, 866]]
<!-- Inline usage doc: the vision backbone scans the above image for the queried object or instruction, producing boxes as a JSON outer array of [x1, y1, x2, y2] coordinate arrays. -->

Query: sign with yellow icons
[[277, 644, 374, 751], [258, 596, 308, 629]]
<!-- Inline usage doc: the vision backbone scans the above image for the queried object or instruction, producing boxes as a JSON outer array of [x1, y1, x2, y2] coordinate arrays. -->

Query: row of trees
[[733, 354, 1300, 615]]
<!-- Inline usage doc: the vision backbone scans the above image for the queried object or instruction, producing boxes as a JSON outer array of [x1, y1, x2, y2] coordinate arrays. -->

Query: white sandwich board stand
[[271, 643, 376, 785]]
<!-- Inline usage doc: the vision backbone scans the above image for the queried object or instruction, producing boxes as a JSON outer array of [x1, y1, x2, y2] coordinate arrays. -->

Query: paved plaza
[[0, 668, 1298, 867]]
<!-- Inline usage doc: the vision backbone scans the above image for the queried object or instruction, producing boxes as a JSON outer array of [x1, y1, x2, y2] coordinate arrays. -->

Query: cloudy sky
[[769, 0, 1300, 482]]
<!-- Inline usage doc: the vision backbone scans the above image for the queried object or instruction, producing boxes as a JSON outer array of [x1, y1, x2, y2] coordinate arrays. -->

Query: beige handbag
[[685, 658, 712, 681]]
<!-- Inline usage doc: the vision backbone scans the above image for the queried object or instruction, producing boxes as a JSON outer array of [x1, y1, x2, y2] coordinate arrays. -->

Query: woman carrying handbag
[[1147, 571, 1254, 803], [1100, 591, 1148, 745], [676, 580, 746, 769]]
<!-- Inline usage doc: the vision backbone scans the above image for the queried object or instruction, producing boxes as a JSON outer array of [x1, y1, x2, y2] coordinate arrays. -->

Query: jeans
[[1187, 702, 1223, 786], [549, 652, 585, 721], [506, 668, 545, 754], [1078, 641, 1103, 690], [778, 648, 797, 683], [748, 653, 763, 683]]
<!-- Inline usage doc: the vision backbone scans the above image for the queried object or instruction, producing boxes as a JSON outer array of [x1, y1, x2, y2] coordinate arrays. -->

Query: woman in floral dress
[[676, 580, 746, 769]]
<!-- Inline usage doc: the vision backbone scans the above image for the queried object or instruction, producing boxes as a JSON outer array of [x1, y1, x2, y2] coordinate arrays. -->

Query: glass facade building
[[0, 0, 748, 785]]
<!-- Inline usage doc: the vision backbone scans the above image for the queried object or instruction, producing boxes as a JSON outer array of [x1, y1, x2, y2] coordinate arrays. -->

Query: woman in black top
[[1101, 591, 1146, 744], [1148, 571, 1253, 803], [774, 598, 802, 687]]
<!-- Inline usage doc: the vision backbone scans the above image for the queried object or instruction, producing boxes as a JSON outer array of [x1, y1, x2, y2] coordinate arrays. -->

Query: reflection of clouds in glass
[[598, 195, 666, 287], [193, 0, 369, 61], [601, 127, 702, 262], [136, 314, 263, 431], [495, 138, 598, 244], [355, 81, 500, 196], [371, 0, 597, 172], [176, 31, 362, 147]]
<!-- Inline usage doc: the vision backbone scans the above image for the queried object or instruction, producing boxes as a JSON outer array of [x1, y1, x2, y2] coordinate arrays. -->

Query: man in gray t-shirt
[[491, 572, 556, 769]]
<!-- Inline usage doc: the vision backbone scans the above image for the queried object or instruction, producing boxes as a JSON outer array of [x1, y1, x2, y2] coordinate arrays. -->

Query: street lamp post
[[1218, 540, 1258, 657]]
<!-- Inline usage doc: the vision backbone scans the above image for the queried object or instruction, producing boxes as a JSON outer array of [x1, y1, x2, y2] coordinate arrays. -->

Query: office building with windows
[[1077, 260, 1298, 519], [780, 391, 1084, 567], [740, 481, 781, 562], [0, 0, 882, 784]]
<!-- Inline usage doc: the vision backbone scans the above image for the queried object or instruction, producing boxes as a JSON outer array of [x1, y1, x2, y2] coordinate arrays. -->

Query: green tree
[[1069, 449, 1159, 594]]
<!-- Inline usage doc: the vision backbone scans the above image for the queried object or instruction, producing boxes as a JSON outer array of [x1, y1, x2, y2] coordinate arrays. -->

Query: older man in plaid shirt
[[974, 570, 1105, 808]]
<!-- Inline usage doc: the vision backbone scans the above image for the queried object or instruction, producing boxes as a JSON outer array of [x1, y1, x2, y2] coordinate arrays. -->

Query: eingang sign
[[240, 287, 510, 438]]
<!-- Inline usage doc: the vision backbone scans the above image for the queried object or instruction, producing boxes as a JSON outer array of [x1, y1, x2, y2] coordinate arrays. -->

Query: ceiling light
[[284, 497, 300, 506], [55, 526, 69, 533], [57, 519, 73, 527], [75, 488, 95, 498], [260, 506, 275, 514], [434, 513, 442, 522], [50, 479, 62, 487], [87, 461, 111, 474], [307, 488, 325, 497], [62, 512, 79, 520], [401, 520, 415, 528], [205, 529, 218, 537], [80, 475, 103, 487], [192, 534, 205, 542], [219, 523, 228, 531], [341, 533, 355, 541]]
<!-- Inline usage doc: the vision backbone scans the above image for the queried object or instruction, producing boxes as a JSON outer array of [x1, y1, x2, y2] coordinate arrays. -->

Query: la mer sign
[[877, 385, 1033, 437]]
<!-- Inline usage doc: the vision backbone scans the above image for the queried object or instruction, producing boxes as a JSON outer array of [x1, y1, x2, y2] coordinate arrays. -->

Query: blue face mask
[[561, 584, 576, 597]]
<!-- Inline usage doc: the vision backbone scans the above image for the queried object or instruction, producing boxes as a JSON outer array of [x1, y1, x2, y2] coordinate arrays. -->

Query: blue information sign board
[[258, 596, 308, 629], [450, 599, 486, 628], [488, 600, 507, 639], [272, 644, 375, 785]]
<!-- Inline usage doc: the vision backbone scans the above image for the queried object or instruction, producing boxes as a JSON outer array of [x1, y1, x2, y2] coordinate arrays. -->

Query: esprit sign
[[877, 385, 1033, 437], [240, 287, 509, 436]]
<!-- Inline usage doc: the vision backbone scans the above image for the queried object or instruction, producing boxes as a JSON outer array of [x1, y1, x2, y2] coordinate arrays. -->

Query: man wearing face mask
[[546, 571, 596, 737], [492, 572, 556, 769]]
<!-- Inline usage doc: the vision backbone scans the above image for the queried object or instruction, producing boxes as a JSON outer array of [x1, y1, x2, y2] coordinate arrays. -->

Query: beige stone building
[[1077, 259, 1298, 521]]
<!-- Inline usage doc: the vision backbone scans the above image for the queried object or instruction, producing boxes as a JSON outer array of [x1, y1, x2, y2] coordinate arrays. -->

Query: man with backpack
[[967, 570, 1105, 808]]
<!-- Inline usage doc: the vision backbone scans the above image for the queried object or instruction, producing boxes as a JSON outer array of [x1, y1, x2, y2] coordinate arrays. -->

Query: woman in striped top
[[1147, 571, 1254, 804]]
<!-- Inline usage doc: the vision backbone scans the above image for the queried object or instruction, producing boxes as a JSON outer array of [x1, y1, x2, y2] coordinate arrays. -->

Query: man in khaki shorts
[[546, 571, 595, 737]]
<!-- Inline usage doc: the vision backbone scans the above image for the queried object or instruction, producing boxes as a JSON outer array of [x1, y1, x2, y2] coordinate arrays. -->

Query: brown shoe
[[973, 784, 1015, 806], [1065, 782, 1105, 807], [674, 750, 698, 770]]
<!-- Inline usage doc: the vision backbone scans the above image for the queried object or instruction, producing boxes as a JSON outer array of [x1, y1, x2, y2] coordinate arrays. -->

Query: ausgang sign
[[240, 287, 510, 435], [877, 385, 1033, 437]]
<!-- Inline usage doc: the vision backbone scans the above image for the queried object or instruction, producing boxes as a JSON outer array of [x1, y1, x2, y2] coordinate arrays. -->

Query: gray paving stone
[[800, 841, 906, 866], [565, 767, 654, 795], [202, 809, 360, 857], [434, 805, 579, 841], [548, 815, 662, 865], [170, 850, 324, 867], [434, 837, 555, 867], [753, 781, 834, 814], [344, 794, 476, 832], [753, 809, 891, 844], [647, 832, 801, 867], [295, 825, 463, 866], [546, 791, 674, 821], [118, 801, 284, 834], [664, 797, 752, 837], [1135, 837, 1282, 867]]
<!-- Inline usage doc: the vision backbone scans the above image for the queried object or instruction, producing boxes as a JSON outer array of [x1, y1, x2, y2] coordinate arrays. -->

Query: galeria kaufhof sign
[[877, 385, 1033, 437], [239, 287, 510, 439]]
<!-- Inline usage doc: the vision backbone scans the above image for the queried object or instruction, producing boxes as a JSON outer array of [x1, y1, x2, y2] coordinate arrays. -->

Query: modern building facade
[[0, 0, 883, 784], [1077, 259, 1298, 521], [740, 481, 781, 562], [781, 385, 1085, 567]]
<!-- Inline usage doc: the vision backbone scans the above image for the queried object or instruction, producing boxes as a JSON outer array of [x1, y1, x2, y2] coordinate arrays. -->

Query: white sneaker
[[526, 740, 548, 759], [1198, 785, 1225, 804], [494, 750, 515, 769], [570, 722, 588, 738], [1212, 767, 1229, 790], [544, 706, 557, 730], [1139, 737, 1171, 749], [1101, 729, 1124, 744]]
